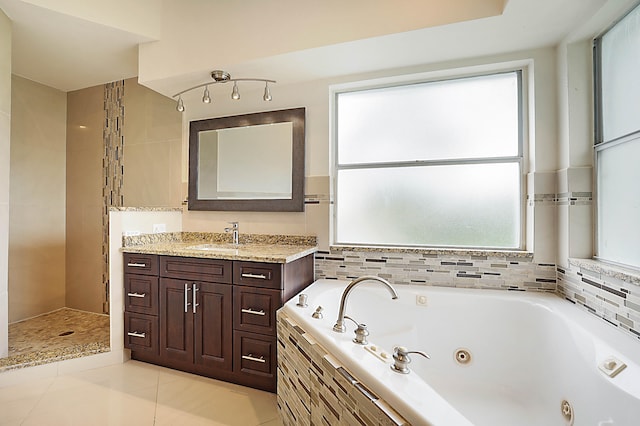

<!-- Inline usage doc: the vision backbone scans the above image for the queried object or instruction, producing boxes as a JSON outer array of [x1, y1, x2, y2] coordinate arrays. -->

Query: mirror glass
[[189, 108, 305, 211]]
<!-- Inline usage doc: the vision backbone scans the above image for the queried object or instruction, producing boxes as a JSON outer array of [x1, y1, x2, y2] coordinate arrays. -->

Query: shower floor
[[0, 308, 110, 372]]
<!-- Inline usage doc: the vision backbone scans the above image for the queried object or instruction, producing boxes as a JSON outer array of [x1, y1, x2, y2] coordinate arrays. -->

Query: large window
[[594, 3, 640, 269], [333, 71, 524, 249]]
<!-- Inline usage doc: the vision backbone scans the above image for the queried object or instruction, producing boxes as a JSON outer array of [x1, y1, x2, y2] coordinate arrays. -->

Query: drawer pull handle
[[241, 308, 266, 316], [127, 292, 146, 298], [127, 262, 147, 268], [241, 273, 267, 280], [127, 331, 146, 338], [242, 354, 266, 363]]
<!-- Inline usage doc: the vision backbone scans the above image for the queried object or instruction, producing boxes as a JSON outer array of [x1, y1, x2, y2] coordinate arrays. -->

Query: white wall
[[0, 9, 11, 358], [178, 47, 559, 262]]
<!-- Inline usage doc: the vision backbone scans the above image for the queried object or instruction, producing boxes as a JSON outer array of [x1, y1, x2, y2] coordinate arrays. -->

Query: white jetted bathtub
[[280, 279, 640, 425]]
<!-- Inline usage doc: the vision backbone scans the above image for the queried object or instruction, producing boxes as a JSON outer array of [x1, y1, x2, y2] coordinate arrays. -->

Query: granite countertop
[[121, 232, 318, 264]]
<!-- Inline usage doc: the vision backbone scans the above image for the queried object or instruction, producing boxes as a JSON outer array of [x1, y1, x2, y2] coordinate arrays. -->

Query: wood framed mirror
[[188, 107, 305, 211]]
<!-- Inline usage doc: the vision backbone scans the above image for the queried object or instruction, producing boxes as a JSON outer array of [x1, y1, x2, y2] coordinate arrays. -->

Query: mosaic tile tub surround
[[277, 310, 409, 426], [558, 259, 640, 343], [315, 247, 557, 292]]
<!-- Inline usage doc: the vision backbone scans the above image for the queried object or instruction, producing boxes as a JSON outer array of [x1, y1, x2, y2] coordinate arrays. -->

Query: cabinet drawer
[[233, 287, 280, 335], [233, 261, 282, 289], [233, 331, 276, 389], [124, 274, 158, 315], [160, 256, 232, 283], [124, 312, 158, 355], [124, 253, 159, 276]]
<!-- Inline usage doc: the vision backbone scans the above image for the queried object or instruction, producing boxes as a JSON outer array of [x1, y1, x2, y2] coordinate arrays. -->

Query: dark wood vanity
[[123, 252, 314, 392]]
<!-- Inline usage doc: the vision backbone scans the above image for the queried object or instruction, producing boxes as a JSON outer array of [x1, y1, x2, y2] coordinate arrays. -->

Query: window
[[594, 3, 640, 269], [333, 71, 524, 249]]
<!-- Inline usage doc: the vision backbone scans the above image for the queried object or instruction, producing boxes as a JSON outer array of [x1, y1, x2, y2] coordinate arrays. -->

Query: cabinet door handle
[[242, 354, 266, 363], [184, 283, 192, 313], [127, 331, 146, 338], [127, 262, 147, 268], [127, 292, 146, 298], [192, 284, 199, 314], [241, 308, 266, 316], [241, 273, 267, 280]]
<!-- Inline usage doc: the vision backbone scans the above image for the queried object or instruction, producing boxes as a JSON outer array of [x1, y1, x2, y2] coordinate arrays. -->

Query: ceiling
[[0, 0, 631, 96]]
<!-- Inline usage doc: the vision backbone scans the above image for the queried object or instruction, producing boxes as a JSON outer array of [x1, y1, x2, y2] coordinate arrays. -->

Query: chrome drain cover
[[454, 348, 472, 365]]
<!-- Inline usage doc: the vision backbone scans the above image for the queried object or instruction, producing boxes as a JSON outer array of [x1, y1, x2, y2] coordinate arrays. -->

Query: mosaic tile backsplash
[[315, 248, 557, 292], [558, 260, 640, 342]]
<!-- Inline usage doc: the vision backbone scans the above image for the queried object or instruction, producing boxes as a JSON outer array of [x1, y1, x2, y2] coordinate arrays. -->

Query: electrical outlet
[[153, 223, 166, 233]]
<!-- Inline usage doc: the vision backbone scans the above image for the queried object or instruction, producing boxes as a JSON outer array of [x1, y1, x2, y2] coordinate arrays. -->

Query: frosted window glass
[[601, 5, 640, 141], [338, 72, 519, 165], [336, 163, 520, 248], [597, 139, 640, 268]]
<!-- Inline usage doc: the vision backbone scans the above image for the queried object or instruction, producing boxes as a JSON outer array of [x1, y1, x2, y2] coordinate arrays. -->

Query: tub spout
[[332, 275, 398, 333]]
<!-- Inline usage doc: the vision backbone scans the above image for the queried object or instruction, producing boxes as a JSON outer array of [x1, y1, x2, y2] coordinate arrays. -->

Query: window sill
[[330, 244, 533, 259], [568, 258, 640, 286]]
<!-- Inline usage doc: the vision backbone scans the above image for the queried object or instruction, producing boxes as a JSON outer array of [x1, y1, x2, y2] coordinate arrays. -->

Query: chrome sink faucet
[[224, 222, 239, 245], [333, 275, 398, 333]]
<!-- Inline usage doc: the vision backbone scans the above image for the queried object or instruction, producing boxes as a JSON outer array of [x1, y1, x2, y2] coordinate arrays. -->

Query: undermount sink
[[185, 243, 241, 252]]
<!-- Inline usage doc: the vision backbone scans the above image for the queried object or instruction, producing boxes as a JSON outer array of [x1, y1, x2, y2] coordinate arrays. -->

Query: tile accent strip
[[102, 80, 126, 314], [315, 248, 556, 292]]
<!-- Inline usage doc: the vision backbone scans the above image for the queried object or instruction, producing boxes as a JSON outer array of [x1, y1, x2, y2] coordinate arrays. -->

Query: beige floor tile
[[24, 383, 157, 426], [2, 360, 283, 426], [0, 376, 53, 403], [0, 396, 43, 424]]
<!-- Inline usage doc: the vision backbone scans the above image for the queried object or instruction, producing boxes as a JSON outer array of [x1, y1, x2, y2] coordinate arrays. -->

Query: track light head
[[202, 86, 211, 103], [231, 82, 240, 100], [263, 82, 272, 101]]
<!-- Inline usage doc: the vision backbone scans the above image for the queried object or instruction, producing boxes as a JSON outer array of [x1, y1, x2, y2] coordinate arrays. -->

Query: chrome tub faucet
[[333, 275, 398, 333]]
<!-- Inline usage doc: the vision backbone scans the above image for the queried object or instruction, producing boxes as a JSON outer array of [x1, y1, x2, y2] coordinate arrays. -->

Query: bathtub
[[280, 279, 640, 426]]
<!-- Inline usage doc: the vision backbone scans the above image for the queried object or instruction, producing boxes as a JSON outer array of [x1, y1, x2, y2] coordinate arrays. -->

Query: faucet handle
[[391, 346, 430, 374], [344, 316, 369, 345], [227, 221, 239, 228]]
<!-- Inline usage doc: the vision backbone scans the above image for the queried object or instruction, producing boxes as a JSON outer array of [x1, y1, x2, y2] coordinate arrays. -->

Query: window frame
[[330, 67, 527, 250], [593, 1, 640, 269]]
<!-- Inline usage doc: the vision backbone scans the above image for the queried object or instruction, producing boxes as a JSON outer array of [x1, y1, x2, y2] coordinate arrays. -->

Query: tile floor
[[0, 360, 283, 426]]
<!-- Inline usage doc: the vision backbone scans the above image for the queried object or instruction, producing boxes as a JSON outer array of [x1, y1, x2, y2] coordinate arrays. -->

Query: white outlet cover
[[153, 223, 166, 233]]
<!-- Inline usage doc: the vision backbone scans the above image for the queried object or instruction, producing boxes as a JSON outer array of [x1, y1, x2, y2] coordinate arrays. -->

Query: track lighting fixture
[[173, 70, 275, 112]]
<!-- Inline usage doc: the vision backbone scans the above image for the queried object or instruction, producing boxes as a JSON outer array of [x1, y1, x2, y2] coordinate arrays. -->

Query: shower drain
[[454, 348, 472, 365], [561, 399, 574, 425]]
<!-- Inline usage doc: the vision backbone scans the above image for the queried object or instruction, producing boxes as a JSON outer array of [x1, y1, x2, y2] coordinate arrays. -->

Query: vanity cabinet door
[[124, 312, 158, 355], [233, 331, 277, 393], [194, 282, 233, 373], [124, 253, 159, 276], [233, 261, 282, 289], [233, 286, 280, 335], [159, 278, 194, 367], [124, 275, 158, 316]]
